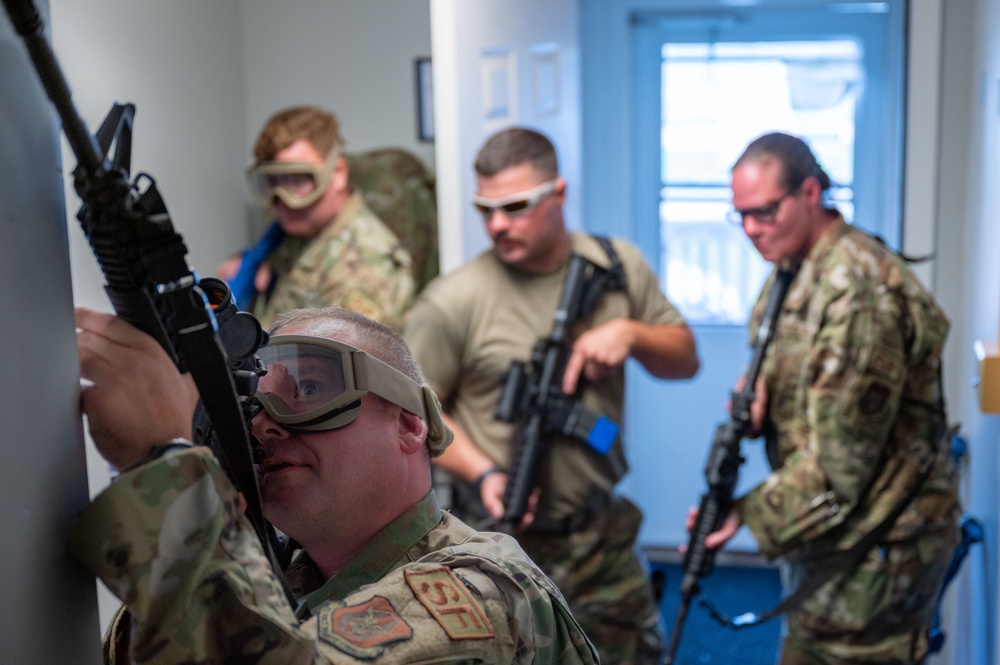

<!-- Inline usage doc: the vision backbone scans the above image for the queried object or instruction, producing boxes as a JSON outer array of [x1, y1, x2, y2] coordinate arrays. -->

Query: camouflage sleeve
[[738, 275, 907, 558], [68, 447, 317, 662], [69, 448, 592, 664]]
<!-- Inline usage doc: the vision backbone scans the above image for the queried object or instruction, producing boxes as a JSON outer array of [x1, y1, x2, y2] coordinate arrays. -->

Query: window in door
[[632, 2, 906, 325]]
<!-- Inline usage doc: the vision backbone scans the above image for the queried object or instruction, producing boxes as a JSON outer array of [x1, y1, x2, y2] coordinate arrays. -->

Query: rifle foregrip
[[682, 491, 728, 579], [501, 416, 544, 528]]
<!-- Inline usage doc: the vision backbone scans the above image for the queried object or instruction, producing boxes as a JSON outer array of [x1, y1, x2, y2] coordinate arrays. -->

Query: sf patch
[[404, 566, 495, 640], [318, 595, 413, 659]]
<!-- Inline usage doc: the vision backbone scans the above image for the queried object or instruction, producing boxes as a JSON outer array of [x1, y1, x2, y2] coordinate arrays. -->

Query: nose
[[485, 208, 512, 234], [251, 407, 292, 443], [741, 214, 765, 237]]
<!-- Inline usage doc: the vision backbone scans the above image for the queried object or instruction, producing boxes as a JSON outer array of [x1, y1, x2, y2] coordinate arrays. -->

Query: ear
[[332, 156, 350, 193], [397, 409, 428, 456], [553, 176, 567, 205], [800, 175, 823, 205]]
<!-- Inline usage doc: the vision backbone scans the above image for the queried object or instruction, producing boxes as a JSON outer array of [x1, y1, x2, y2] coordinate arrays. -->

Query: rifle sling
[[712, 459, 937, 629], [176, 314, 307, 618]]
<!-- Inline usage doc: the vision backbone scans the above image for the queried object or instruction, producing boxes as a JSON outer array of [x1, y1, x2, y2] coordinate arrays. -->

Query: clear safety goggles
[[245, 149, 339, 210], [252, 334, 428, 432], [472, 178, 557, 220]]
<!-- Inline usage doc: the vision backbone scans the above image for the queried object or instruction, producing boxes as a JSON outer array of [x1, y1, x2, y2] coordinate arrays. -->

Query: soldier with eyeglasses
[[404, 127, 700, 665], [217, 106, 414, 330], [689, 132, 960, 664]]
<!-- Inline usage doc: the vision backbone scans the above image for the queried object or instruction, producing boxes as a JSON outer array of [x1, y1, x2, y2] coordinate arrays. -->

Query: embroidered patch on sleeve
[[317, 595, 413, 659], [404, 566, 495, 640]]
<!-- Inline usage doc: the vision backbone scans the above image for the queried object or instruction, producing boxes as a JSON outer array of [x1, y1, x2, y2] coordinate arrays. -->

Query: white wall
[[933, 0, 1000, 663], [238, 0, 434, 175]]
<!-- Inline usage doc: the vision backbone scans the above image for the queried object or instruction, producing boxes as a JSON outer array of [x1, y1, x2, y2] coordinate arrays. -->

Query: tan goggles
[[472, 179, 557, 219], [245, 149, 339, 210], [254, 335, 426, 432]]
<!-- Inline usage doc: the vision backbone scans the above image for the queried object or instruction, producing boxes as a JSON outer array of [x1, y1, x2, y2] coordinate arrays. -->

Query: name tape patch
[[404, 566, 495, 640]]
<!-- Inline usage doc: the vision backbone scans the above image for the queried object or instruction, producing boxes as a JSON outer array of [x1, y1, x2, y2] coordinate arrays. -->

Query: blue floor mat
[[654, 562, 783, 664]]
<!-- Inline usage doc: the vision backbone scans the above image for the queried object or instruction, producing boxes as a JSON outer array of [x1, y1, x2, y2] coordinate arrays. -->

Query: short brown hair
[[252, 106, 344, 164], [474, 127, 558, 179], [270, 307, 423, 385]]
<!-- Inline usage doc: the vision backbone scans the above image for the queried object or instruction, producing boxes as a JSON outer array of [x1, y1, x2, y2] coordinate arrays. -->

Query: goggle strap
[[353, 350, 426, 419]]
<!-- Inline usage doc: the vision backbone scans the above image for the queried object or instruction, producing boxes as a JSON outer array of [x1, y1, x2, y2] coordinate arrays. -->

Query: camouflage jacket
[[255, 192, 415, 330], [737, 217, 960, 561], [68, 447, 597, 664]]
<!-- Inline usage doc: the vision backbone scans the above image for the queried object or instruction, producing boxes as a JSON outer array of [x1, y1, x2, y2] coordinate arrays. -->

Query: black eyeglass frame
[[726, 187, 800, 226]]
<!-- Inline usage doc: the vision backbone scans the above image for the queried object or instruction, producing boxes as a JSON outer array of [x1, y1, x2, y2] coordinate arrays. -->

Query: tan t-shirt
[[404, 233, 685, 518]]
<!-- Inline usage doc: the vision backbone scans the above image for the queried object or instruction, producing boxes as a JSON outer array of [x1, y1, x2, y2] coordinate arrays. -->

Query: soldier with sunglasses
[[218, 106, 414, 330], [72, 304, 598, 664], [404, 127, 700, 665]]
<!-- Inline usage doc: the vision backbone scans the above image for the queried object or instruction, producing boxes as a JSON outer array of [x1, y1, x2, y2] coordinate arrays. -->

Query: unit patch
[[317, 596, 413, 659], [404, 566, 495, 640]]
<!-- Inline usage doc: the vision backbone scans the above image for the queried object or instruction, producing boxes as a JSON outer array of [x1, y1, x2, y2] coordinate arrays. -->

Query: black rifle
[[494, 252, 624, 534], [662, 266, 795, 664], [2, 0, 299, 613]]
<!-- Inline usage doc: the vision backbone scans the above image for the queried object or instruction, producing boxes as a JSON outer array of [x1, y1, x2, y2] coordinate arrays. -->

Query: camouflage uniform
[[254, 192, 414, 330], [405, 233, 687, 665], [68, 447, 598, 664], [737, 217, 961, 664]]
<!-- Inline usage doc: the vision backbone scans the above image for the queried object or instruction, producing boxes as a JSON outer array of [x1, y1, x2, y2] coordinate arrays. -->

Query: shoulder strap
[[593, 235, 626, 290], [576, 235, 626, 319]]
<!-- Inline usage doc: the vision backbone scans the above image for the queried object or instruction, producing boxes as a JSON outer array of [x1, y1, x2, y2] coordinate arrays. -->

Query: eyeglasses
[[472, 179, 557, 220], [245, 148, 339, 210], [252, 335, 427, 432], [726, 189, 797, 226]]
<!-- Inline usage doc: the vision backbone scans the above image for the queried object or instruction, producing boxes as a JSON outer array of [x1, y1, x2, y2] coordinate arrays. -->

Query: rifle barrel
[[2, 0, 103, 173], [661, 267, 796, 663]]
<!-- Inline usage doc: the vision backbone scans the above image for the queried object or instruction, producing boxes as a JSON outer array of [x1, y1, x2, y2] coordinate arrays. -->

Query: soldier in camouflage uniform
[[695, 132, 961, 664], [72, 305, 598, 664], [219, 106, 414, 330], [404, 127, 701, 665]]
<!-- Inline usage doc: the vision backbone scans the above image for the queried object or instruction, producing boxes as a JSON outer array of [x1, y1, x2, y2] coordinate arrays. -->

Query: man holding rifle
[[404, 127, 700, 665], [72, 305, 598, 664], [689, 132, 960, 664]]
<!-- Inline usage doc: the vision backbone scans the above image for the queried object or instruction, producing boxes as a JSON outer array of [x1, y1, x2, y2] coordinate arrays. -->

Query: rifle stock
[[662, 267, 795, 664]]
